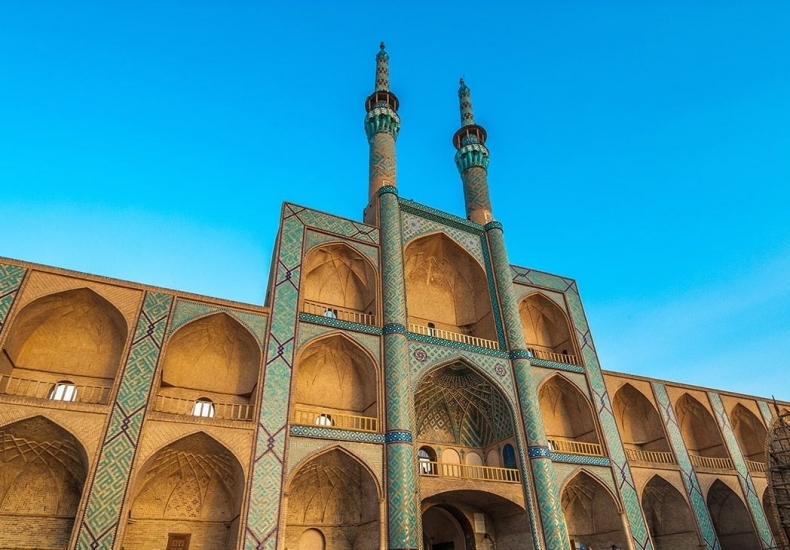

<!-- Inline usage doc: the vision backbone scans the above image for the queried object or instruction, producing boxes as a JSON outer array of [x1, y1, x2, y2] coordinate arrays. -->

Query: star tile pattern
[[0, 262, 26, 337]]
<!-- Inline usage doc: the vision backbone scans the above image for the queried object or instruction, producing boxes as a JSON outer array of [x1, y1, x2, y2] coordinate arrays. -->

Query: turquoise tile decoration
[[290, 425, 385, 444], [168, 298, 268, 342], [757, 400, 774, 427], [304, 228, 379, 267], [0, 263, 27, 338]]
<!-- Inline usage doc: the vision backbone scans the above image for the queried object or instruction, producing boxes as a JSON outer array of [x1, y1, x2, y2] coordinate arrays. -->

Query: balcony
[[292, 406, 378, 433], [409, 323, 499, 350], [0, 374, 112, 405], [689, 454, 734, 470], [419, 461, 521, 483], [745, 459, 768, 474], [548, 437, 604, 456], [625, 448, 676, 465], [301, 300, 377, 327], [527, 347, 582, 367], [153, 394, 254, 421]]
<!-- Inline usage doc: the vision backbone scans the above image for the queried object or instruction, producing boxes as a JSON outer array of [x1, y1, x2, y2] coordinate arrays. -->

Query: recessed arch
[[706, 479, 760, 550], [519, 292, 578, 362], [0, 416, 89, 549], [730, 404, 768, 463], [538, 374, 601, 455], [1, 288, 127, 384], [561, 470, 627, 550], [404, 232, 496, 342], [613, 383, 671, 461], [641, 475, 699, 550], [123, 432, 245, 550], [675, 394, 728, 460]]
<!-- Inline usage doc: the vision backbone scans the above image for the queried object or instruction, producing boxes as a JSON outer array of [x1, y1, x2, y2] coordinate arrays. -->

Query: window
[[166, 533, 191, 550], [192, 397, 215, 418], [49, 381, 77, 402], [418, 446, 436, 475], [324, 308, 338, 319], [503, 443, 517, 469], [315, 413, 333, 427], [427, 322, 436, 337]]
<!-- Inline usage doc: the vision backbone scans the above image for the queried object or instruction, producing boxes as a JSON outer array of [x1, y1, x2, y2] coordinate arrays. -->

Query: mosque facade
[[0, 45, 788, 550]]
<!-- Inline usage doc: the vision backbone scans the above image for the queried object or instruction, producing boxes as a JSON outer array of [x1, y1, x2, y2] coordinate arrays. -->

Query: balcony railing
[[0, 374, 112, 405], [548, 437, 604, 456], [154, 394, 253, 421], [302, 300, 376, 327], [745, 459, 767, 473], [409, 323, 499, 350], [527, 348, 582, 366], [625, 448, 676, 465], [689, 454, 734, 470], [293, 406, 378, 433], [419, 461, 520, 483]]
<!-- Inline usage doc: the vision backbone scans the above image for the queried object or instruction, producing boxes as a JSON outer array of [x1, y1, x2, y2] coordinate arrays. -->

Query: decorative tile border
[[399, 198, 482, 233], [75, 291, 174, 550], [401, 212, 486, 267], [298, 321, 381, 362], [283, 203, 379, 244], [757, 400, 774, 427], [0, 263, 27, 338], [529, 357, 585, 374], [303, 228, 380, 267], [289, 424, 385, 444], [406, 331, 508, 357], [299, 312, 383, 336], [168, 298, 268, 343], [549, 453, 611, 467]]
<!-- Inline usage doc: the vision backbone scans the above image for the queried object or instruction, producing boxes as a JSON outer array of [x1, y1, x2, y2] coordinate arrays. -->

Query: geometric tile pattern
[[549, 453, 612, 467], [75, 291, 174, 550], [407, 330, 508, 358], [168, 298, 269, 343], [0, 262, 26, 339], [289, 425, 385, 444], [284, 203, 379, 245], [529, 357, 586, 374], [304, 228, 379, 268], [708, 392, 775, 549], [652, 382, 721, 550], [298, 321, 381, 363], [299, 312, 383, 336], [401, 211, 486, 266], [758, 400, 775, 427]]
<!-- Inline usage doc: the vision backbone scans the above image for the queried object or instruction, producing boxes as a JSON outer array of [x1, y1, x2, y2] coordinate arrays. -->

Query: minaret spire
[[452, 79, 493, 224], [363, 42, 400, 225]]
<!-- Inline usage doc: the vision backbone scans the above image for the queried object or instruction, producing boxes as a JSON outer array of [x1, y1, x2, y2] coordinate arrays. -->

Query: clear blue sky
[[1, 2, 788, 399]]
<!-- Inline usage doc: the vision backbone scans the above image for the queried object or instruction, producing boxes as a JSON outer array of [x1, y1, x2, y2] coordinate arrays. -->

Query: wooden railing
[[154, 394, 253, 421], [548, 437, 604, 456], [625, 448, 676, 464], [0, 374, 112, 405], [302, 300, 376, 327], [689, 454, 734, 470], [409, 323, 499, 350], [745, 459, 767, 473], [419, 461, 520, 483], [527, 348, 582, 366], [293, 406, 378, 433]]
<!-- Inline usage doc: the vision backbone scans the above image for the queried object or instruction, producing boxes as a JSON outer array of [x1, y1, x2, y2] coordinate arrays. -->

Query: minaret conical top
[[459, 78, 476, 126], [376, 42, 389, 91]]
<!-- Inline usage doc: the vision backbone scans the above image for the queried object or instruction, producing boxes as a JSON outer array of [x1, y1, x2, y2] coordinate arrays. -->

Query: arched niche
[[562, 471, 627, 550], [642, 475, 699, 550], [538, 375, 602, 454], [422, 505, 473, 550], [519, 293, 578, 363], [1, 288, 127, 387], [292, 335, 378, 431], [0, 416, 88, 549], [301, 243, 378, 324], [613, 384, 671, 458], [285, 449, 380, 550], [123, 432, 245, 550], [404, 233, 496, 342], [706, 479, 760, 550], [730, 404, 768, 463], [158, 313, 260, 420], [675, 394, 728, 460]]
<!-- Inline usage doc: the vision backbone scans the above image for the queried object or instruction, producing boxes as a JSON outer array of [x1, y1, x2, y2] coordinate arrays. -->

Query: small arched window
[[49, 380, 77, 402], [418, 446, 437, 475], [315, 413, 334, 427], [503, 443, 517, 469], [192, 397, 215, 418]]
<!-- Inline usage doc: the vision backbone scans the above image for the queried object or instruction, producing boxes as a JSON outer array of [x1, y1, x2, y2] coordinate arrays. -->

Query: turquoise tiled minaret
[[452, 80, 570, 550], [366, 45, 419, 550]]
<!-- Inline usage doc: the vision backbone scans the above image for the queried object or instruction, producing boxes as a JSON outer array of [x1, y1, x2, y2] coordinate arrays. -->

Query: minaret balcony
[[419, 461, 520, 483], [547, 437, 604, 457], [301, 299, 377, 327], [292, 406, 378, 433], [408, 323, 499, 350]]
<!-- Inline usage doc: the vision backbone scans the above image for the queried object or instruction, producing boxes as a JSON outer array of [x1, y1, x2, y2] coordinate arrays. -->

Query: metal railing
[[154, 394, 253, 421], [689, 454, 734, 470], [409, 323, 499, 350], [293, 406, 378, 433], [0, 374, 112, 405], [548, 437, 604, 456], [745, 459, 768, 473], [302, 300, 376, 327], [527, 348, 583, 366], [625, 448, 676, 465], [419, 461, 521, 483]]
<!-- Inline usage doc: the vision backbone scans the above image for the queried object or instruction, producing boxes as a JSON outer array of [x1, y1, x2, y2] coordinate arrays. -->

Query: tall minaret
[[363, 42, 400, 226], [453, 79, 493, 224], [453, 80, 572, 550]]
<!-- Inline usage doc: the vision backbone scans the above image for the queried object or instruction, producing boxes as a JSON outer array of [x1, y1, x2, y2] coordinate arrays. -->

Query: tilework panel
[[399, 199, 482, 233], [75, 291, 174, 550], [168, 298, 268, 342], [407, 331, 507, 358], [757, 400, 774, 427], [708, 392, 775, 548], [653, 382, 721, 550], [299, 312, 382, 336], [289, 425, 385, 446], [244, 204, 305, 550], [0, 263, 26, 338], [401, 211, 486, 267], [303, 228, 380, 267], [298, 321, 381, 362], [284, 203, 379, 244], [529, 357, 585, 374], [550, 453, 611, 467]]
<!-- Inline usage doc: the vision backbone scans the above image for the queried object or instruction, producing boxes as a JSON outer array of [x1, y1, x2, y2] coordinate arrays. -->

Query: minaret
[[453, 80, 572, 550], [453, 79, 493, 224], [363, 42, 400, 226]]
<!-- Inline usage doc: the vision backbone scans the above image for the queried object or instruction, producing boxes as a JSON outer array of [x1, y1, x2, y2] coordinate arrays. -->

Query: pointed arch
[[0, 416, 89, 549], [730, 404, 768, 463], [123, 432, 245, 550], [675, 394, 728, 460], [404, 232, 496, 341], [561, 470, 627, 549], [613, 383, 671, 461], [519, 292, 578, 363], [706, 479, 760, 550], [538, 374, 602, 455], [1, 288, 127, 384], [641, 475, 699, 550]]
